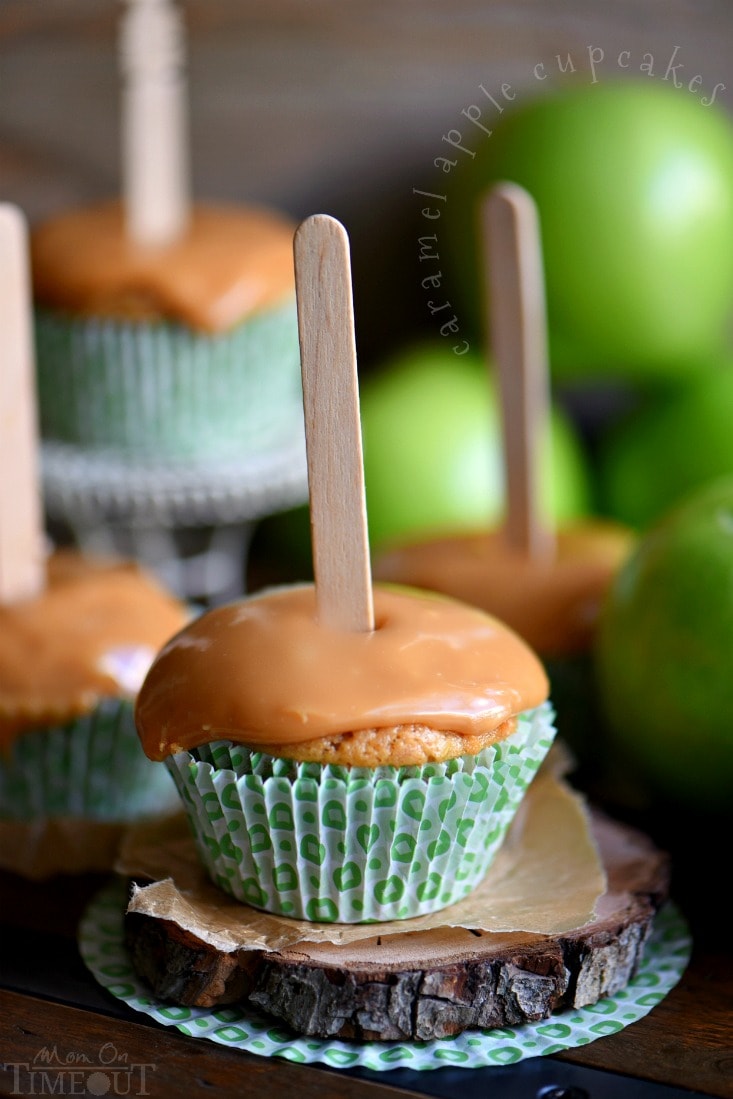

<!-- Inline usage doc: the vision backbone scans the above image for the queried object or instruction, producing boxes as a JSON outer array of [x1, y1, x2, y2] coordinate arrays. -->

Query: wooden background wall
[[1, 0, 731, 367]]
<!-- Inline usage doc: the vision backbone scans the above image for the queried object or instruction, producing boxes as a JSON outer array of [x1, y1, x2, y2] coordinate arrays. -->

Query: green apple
[[259, 342, 592, 566], [359, 341, 591, 551], [595, 475, 733, 811], [598, 365, 733, 529], [444, 81, 733, 384]]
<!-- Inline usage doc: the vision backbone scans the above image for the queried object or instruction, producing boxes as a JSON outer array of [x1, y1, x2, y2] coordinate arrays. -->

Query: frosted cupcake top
[[0, 551, 188, 745], [134, 583, 549, 761], [375, 522, 635, 657], [30, 201, 296, 332]]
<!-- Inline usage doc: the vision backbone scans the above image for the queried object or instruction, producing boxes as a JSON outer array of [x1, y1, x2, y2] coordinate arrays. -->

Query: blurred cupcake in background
[[0, 195, 193, 878], [30, 0, 302, 468], [30, 200, 301, 466], [371, 179, 637, 787], [375, 520, 635, 777], [0, 550, 190, 878]]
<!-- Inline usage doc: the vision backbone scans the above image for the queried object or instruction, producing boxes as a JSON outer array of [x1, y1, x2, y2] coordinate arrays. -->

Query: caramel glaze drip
[[374, 523, 635, 658], [135, 583, 549, 762], [30, 200, 297, 333], [0, 551, 188, 748]]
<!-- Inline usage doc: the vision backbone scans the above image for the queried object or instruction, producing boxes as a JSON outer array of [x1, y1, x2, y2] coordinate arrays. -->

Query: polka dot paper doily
[[78, 878, 691, 1073]]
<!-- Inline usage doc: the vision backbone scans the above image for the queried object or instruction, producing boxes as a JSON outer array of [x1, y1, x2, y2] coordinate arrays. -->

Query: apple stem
[[0, 204, 46, 604], [483, 182, 556, 563], [294, 214, 375, 633]]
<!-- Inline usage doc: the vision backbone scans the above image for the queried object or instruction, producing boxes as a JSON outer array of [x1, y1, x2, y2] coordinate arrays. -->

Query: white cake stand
[[41, 435, 309, 606]]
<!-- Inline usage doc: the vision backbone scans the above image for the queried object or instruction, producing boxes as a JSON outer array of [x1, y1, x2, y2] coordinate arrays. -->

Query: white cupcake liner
[[165, 702, 557, 923], [0, 699, 179, 822], [33, 298, 303, 464]]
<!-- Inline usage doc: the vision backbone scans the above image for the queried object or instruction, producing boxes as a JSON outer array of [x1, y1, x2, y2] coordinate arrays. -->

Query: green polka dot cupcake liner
[[165, 702, 557, 923], [0, 698, 179, 822], [33, 297, 303, 464]]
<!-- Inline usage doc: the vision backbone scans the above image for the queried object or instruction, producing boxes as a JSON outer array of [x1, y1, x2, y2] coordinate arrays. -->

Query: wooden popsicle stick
[[294, 214, 375, 633], [120, 0, 190, 246], [0, 204, 46, 603], [484, 182, 556, 562]]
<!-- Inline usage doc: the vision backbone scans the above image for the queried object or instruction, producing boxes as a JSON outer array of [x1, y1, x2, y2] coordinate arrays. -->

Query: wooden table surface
[[1, 795, 731, 1099]]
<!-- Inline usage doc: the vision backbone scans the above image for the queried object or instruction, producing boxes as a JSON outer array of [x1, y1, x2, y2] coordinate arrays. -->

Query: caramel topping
[[375, 523, 636, 657], [30, 201, 296, 333], [135, 584, 549, 761], [0, 550, 188, 747]]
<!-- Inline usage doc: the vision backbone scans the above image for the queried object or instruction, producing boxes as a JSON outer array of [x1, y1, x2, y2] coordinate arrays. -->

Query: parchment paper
[[119, 770, 606, 952]]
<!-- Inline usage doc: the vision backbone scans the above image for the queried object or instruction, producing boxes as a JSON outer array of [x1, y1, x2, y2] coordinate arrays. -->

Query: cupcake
[[29, 200, 302, 465], [0, 549, 189, 875], [374, 521, 635, 783], [134, 581, 556, 923]]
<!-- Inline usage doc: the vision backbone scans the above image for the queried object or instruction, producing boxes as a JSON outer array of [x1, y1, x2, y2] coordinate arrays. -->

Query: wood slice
[[124, 809, 671, 1042]]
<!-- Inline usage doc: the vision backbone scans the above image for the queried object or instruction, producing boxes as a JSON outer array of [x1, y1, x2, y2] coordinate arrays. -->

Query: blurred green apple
[[598, 365, 733, 529], [595, 475, 733, 811], [444, 81, 733, 384], [359, 342, 591, 551]]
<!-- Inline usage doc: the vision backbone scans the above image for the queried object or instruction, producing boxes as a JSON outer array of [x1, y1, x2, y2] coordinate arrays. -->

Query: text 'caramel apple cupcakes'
[[134, 581, 556, 923]]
